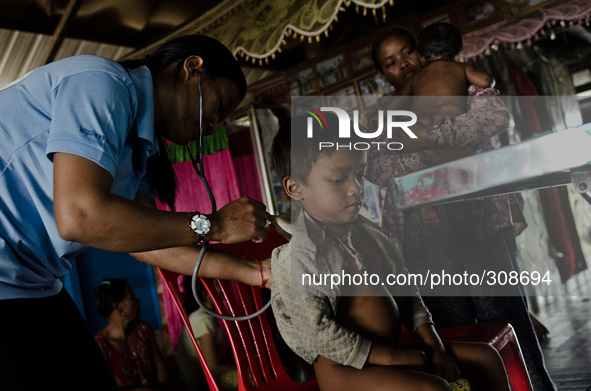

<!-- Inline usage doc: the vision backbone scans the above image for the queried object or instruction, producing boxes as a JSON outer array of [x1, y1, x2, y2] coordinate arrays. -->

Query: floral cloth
[[366, 85, 527, 246], [95, 321, 156, 389]]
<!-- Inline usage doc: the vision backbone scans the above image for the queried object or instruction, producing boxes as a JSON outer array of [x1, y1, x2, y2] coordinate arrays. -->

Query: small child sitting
[[269, 114, 511, 391], [401, 22, 494, 127]]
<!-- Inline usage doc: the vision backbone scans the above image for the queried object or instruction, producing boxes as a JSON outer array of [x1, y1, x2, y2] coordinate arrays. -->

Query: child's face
[[298, 150, 367, 226], [378, 35, 423, 90]]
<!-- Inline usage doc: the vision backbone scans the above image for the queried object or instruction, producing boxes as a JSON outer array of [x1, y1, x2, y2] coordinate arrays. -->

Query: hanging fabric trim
[[222, 0, 393, 65], [463, 0, 591, 59], [165, 124, 230, 165], [124, 0, 393, 67]]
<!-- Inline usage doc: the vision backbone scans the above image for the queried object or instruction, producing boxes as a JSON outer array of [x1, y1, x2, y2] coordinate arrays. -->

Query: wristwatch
[[189, 211, 210, 245]]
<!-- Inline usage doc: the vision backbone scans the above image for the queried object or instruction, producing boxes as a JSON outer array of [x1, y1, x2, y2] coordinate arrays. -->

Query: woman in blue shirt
[[0, 35, 271, 390]]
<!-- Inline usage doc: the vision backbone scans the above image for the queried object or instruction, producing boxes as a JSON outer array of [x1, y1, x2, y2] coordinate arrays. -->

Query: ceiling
[[0, 0, 462, 85], [0, 0, 461, 51], [0, 0, 227, 48], [233, 0, 460, 71], [0, 0, 589, 89]]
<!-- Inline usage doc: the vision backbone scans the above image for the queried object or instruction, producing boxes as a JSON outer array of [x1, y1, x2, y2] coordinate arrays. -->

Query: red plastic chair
[[400, 322, 533, 391], [158, 227, 319, 391], [158, 268, 222, 391], [159, 225, 533, 391]]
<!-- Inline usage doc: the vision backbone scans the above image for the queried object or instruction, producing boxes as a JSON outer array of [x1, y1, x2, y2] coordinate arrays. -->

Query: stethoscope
[[187, 73, 272, 321]]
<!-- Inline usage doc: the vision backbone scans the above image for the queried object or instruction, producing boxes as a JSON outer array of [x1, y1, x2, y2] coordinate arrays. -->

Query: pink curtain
[[157, 149, 242, 353], [157, 141, 266, 352], [228, 128, 263, 203], [231, 154, 263, 203], [157, 149, 242, 213]]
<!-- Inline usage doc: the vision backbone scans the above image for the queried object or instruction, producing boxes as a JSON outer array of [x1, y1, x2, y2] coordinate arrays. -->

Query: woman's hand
[[206, 197, 272, 244]]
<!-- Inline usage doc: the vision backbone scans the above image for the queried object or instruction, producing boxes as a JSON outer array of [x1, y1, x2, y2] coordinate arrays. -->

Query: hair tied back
[[142, 54, 154, 67]]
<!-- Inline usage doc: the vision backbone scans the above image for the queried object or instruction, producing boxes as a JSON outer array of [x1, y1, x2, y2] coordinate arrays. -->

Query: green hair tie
[[100, 281, 111, 286]]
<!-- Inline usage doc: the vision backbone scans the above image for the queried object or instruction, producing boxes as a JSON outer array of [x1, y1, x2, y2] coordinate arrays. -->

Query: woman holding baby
[[366, 24, 556, 391]]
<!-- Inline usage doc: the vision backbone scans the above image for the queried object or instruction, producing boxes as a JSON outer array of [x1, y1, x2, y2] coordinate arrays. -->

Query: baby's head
[[271, 114, 367, 225], [419, 22, 463, 62]]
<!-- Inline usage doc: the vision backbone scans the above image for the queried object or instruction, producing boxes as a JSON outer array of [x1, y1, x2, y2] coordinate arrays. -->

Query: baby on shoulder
[[400, 22, 493, 127]]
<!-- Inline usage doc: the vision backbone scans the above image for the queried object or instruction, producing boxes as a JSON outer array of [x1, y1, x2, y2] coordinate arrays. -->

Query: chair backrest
[[158, 267, 221, 391], [161, 227, 532, 391], [159, 227, 319, 391]]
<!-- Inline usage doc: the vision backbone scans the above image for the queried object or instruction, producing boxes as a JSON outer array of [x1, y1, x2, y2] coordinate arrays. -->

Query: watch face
[[191, 214, 210, 235]]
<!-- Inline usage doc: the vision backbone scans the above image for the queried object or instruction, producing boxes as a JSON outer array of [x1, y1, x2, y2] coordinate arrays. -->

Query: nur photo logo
[[303, 105, 419, 151]]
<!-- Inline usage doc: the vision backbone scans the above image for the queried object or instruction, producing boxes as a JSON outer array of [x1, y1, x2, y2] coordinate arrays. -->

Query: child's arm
[[465, 64, 493, 88], [387, 235, 460, 381], [415, 323, 461, 381], [273, 246, 372, 370]]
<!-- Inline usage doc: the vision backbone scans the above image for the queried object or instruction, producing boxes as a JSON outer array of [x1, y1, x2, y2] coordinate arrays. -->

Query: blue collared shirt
[[0, 55, 159, 299]]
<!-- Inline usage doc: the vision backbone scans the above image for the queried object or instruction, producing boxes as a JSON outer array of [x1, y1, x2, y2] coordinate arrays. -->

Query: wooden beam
[[41, 0, 84, 65]]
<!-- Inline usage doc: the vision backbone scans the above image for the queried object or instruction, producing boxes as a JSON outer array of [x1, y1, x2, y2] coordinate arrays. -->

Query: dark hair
[[418, 23, 463, 61], [95, 279, 128, 318], [371, 28, 418, 73], [119, 35, 247, 210], [120, 34, 246, 99], [271, 114, 363, 194]]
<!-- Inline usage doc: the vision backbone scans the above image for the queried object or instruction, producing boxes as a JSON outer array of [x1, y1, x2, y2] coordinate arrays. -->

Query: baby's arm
[[465, 64, 493, 88]]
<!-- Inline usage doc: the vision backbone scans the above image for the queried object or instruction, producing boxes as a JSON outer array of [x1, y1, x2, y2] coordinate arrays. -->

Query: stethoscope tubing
[[188, 74, 272, 321]]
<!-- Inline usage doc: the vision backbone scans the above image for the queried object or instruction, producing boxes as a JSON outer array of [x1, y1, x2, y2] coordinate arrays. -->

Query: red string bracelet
[[255, 258, 266, 289]]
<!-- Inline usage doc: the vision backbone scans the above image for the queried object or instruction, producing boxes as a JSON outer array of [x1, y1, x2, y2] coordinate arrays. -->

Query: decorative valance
[[463, 0, 591, 59], [128, 0, 393, 66]]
